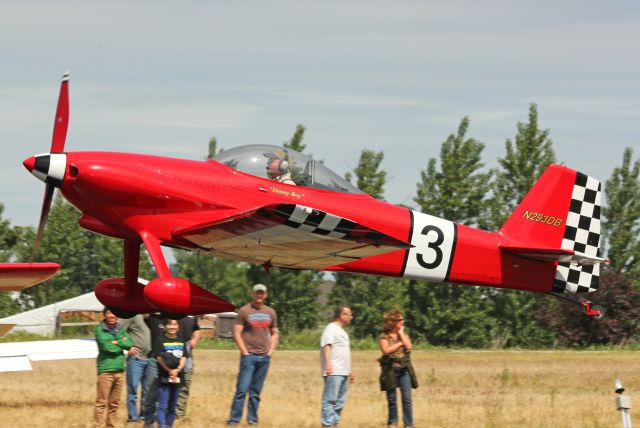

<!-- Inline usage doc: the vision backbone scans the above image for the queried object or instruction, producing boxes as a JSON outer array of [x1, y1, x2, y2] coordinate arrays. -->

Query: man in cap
[[227, 283, 279, 426], [264, 150, 296, 185]]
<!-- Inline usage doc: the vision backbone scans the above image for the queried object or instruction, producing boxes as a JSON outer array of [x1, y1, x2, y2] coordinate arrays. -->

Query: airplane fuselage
[[58, 151, 555, 294]]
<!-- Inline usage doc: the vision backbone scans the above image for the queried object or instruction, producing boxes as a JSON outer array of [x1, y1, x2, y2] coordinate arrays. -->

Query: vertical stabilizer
[[499, 165, 603, 293]]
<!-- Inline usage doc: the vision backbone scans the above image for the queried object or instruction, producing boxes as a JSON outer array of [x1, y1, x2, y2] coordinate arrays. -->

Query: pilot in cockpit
[[264, 150, 296, 185]]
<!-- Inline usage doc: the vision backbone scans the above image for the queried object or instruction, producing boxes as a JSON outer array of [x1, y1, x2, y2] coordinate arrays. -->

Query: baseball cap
[[263, 149, 287, 161], [253, 283, 267, 292]]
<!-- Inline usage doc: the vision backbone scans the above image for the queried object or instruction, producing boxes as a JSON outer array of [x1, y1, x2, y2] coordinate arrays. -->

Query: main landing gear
[[94, 238, 235, 319], [550, 293, 606, 320]]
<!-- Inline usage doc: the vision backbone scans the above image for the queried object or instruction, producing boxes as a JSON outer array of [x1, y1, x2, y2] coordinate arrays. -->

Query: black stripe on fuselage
[[399, 208, 414, 277], [443, 223, 458, 282]]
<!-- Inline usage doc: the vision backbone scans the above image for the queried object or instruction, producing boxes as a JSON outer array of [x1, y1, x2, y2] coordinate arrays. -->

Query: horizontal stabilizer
[[500, 245, 608, 265]]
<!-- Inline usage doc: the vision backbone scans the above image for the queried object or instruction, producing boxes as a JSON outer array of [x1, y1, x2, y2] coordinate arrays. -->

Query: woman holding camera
[[378, 310, 417, 428]]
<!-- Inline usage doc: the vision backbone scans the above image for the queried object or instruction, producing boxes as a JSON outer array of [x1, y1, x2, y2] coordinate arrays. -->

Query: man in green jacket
[[94, 307, 133, 428]]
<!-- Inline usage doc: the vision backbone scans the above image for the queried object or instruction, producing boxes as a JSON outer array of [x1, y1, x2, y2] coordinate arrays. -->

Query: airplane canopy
[[213, 144, 364, 194]]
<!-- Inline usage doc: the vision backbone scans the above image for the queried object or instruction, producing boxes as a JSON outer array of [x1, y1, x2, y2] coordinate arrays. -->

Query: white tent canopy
[[0, 292, 103, 336]]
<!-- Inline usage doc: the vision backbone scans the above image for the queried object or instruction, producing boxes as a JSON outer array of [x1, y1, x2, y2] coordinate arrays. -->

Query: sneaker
[[227, 422, 239, 427]]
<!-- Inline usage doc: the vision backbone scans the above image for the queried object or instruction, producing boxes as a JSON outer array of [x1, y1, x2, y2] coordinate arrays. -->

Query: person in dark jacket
[[378, 309, 417, 428], [152, 318, 189, 428], [94, 307, 133, 428]]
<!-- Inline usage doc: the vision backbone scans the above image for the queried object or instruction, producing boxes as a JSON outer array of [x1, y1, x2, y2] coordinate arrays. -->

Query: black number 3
[[416, 225, 444, 269]]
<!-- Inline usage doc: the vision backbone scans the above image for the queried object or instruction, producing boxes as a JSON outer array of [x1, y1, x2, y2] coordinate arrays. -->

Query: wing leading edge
[[175, 203, 411, 269]]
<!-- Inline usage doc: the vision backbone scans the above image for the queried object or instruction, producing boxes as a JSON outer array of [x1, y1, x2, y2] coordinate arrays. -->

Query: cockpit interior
[[213, 144, 363, 194]]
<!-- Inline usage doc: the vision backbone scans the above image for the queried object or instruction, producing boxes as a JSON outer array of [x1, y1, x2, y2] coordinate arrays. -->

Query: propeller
[[29, 72, 70, 259]]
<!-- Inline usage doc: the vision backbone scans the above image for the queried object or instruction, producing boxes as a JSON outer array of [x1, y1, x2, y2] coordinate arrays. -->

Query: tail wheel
[[585, 303, 606, 320], [550, 292, 606, 320]]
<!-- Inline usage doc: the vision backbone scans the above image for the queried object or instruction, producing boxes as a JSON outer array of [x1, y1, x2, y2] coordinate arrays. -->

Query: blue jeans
[[321, 375, 349, 427], [126, 356, 150, 420], [142, 358, 159, 425], [157, 383, 182, 428], [228, 353, 271, 424], [386, 368, 413, 426]]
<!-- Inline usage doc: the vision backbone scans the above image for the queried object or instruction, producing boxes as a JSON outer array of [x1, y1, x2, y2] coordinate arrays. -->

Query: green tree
[[0, 203, 20, 317], [405, 281, 499, 347], [283, 124, 306, 153], [207, 137, 218, 160], [414, 116, 491, 226], [0, 204, 18, 262], [173, 251, 250, 307], [602, 147, 640, 277], [488, 103, 556, 229], [345, 150, 387, 200]]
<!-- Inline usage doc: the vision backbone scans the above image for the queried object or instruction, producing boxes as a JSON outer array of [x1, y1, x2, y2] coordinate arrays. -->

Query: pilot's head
[[264, 150, 290, 179]]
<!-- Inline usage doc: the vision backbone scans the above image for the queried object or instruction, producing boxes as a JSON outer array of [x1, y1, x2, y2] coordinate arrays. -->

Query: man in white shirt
[[320, 305, 354, 428]]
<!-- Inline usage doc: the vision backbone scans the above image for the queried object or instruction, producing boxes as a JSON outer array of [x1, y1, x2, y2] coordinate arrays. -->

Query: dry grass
[[1, 349, 638, 427]]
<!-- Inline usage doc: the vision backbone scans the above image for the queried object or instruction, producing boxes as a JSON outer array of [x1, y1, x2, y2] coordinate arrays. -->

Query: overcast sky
[[1, 1, 639, 228]]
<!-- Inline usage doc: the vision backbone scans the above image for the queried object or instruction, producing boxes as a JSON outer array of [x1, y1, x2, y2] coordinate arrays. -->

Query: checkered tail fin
[[552, 171, 603, 293], [498, 165, 605, 294]]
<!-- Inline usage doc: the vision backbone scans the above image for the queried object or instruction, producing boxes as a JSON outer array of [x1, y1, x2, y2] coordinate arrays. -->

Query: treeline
[[2, 104, 639, 347]]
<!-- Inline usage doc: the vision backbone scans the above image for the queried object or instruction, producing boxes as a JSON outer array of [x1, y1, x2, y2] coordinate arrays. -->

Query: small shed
[[214, 312, 237, 338]]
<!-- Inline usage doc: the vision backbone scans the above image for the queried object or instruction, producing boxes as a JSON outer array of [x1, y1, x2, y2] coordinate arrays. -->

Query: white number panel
[[401, 210, 457, 282]]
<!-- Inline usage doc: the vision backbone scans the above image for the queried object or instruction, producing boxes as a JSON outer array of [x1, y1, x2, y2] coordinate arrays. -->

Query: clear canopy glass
[[213, 144, 363, 194]]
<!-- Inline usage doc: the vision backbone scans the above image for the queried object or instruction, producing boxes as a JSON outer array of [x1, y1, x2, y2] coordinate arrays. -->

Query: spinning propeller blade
[[30, 72, 70, 258], [32, 183, 55, 259], [51, 72, 69, 153]]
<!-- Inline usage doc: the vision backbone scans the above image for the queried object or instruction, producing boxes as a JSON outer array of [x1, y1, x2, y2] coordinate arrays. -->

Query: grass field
[[0, 349, 638, 427]]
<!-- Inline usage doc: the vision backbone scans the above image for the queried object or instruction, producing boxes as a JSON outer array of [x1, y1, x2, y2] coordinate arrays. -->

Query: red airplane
[[22, 74, 607, 319]]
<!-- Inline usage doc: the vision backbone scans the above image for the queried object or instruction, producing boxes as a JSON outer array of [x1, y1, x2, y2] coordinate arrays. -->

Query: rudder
[[552, 171, 602, 293]]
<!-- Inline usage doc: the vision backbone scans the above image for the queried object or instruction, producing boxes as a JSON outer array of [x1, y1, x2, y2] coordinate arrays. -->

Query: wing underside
[[0, 263, 61, 292], [175, 204, 410, 269]]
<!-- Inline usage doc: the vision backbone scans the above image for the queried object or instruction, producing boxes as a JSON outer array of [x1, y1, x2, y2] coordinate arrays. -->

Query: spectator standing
[[320, 305, 354, 428], [227, 284, 279, 426], [378, 309, 417, 428], [94, 307, 132, 428], [152, 318, 189, 428], [118, 314, 153, 423], [145, 314, 202, 426], [175, 315, 201, 420]]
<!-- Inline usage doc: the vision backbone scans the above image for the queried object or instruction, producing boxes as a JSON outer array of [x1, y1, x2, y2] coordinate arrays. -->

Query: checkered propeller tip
[[553, 172, 601, 293]]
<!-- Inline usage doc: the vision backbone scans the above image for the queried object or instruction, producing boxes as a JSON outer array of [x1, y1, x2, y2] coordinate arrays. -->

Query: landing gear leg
[[550, 293, 606, 319]]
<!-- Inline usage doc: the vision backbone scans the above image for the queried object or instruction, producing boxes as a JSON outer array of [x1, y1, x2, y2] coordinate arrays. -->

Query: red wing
[[174, 204, 410, 269], [0, 263, 61, 291]]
